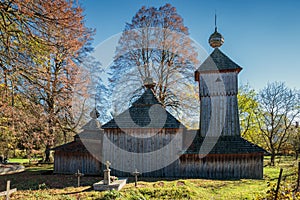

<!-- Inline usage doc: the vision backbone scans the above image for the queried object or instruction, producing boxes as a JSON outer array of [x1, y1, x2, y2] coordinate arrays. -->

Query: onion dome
[[143, 77, 156, 89], [90, 107, 100, 119], [209, 27, 224, 48]]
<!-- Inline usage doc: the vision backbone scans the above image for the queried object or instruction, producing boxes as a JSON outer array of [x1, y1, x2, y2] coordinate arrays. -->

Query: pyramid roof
[[102, 89, 185, 129]]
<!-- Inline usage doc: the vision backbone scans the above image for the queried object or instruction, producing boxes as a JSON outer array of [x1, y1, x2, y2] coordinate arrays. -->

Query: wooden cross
[[74, 169, 84, 187], [0, 180, 17, 200], [105, 161, 111, 170], [132, 169, 141, 187]]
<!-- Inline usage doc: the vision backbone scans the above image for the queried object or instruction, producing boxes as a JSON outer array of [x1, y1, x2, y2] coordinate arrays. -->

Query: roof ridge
[[101, 88, 185, 129], [132, 88, 161, 105]]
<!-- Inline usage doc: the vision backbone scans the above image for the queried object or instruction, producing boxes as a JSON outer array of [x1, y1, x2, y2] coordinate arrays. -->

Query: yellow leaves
[[0, 125, 9, 131]]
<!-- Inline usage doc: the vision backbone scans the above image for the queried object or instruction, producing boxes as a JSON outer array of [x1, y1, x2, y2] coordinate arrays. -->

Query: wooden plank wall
[[179, 153, 263, 179], [53, 128, 263, 179], [53, 151, 102, 175], [101, 128, 183, 177], [199, 72, 241, 137], [100, 128, 263, 179], [101, 151, 263, 179]]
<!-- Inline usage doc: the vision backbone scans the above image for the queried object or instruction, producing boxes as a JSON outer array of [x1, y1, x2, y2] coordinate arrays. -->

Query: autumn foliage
[[110, 4, 199, 127], [0, 0, 93, 160]]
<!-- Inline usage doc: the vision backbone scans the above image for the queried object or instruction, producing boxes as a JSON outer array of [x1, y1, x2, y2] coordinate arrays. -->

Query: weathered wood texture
[[99, 152, 263, 179], [199, 72, 240, 137], [179, 153, 263, 179], [100, 128, 263, 179], [101, 128, 184, 177], [53, 128, 263, 179], [53, 151, 102, 175]]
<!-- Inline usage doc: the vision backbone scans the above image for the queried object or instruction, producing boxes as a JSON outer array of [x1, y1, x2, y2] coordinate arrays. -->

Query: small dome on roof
[[90, 108, 100, 119], [143, 77, 156, 89], [209, 28, 224, 48]]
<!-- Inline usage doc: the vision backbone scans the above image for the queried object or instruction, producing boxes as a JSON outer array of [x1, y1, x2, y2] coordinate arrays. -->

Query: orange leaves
[[110, 4, 200, 126], [0, 0, 93, 155]]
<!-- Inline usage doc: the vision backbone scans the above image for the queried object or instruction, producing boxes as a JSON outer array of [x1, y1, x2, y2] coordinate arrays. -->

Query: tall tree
[[0, 0, 93, 161], [110, 4, 199, 126], [257, 82, 300, 165], [238, 84, 264, 147], [0, 83, 46, 158], [288, 121, 300, 160]]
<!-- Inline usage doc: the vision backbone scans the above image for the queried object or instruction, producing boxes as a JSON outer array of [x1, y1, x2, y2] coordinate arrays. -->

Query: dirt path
[[0, 164, 25, 175]]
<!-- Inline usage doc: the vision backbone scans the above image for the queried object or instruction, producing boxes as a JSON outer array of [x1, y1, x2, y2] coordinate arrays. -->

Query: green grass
[[8, 158, 30, 164], [8, 158, 43, 164], [0, 156, 298, 200]]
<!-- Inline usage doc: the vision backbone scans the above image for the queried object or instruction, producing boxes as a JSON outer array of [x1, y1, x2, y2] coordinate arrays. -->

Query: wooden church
[[53, 25, 265, 179]]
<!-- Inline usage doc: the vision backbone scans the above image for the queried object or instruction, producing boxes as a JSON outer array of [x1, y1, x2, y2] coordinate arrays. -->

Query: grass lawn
[[8, 158, 30, 164], [8, 158, 43, 165], [0, 156, 298, 200]]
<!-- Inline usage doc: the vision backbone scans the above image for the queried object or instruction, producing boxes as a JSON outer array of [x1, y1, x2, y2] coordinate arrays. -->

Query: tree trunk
[[270, 151, 276, 166], [44, 146, 51, 163]]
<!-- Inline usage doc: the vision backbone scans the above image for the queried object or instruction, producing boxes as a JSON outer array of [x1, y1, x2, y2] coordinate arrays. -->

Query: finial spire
[[209, 12, 224, 48], [214, 11, 217, 31], [90, 94, 100, 119], [94, 94, 97, 109]]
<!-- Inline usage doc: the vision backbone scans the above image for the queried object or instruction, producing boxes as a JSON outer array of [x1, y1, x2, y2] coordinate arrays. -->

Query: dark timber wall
[[179, 153, 263, 179], [53, 151, 102, 175]]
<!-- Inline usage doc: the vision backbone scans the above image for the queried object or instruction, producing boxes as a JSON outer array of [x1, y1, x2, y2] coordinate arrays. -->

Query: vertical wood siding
[[54, 128, 263, 179], [53, 151, 102, 175], [179, 153, 263, 179], [199, 72, 241, 137], [101, 128, 183, 177]]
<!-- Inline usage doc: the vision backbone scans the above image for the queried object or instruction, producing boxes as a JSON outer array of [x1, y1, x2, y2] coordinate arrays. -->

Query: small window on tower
[[215, 77, 222, 82]]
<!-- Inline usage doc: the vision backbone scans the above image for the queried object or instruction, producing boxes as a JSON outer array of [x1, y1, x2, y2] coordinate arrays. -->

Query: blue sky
[[80, 0, 300, 91]]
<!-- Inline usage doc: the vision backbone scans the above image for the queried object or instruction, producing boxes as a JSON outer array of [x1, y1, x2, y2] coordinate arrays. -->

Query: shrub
[[101, 189, 122, 200], [256, 182, 300, 200]]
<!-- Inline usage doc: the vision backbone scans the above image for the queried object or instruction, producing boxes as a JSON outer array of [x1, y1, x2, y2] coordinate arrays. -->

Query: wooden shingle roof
[[52, 140, 89, 152], [184, 134, 266, 155], [102, 89, 184, 129], [52, 118, 103, 153], [196, 48, 242, 73]]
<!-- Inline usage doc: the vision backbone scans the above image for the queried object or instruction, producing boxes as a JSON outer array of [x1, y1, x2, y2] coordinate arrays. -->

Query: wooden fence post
[[6, 180, 10, 200], [296, 162, 300, 192], [274, 168, 283, 200]]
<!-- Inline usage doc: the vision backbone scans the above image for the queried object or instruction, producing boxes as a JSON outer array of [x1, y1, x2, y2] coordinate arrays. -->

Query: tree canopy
[[109, 4, 199, 127], [238, 82, 300, 165], [0, 0, 93, 160]]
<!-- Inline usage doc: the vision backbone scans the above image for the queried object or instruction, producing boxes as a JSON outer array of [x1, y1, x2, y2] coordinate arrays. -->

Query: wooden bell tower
[[195, 22, 242, 137]]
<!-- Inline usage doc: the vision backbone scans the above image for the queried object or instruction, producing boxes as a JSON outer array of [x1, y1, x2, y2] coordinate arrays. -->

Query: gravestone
[[103, 161, 111, 185], [74, 169, 84, 187], [131, 169, 141, 187], [93, 160, 127, 191]]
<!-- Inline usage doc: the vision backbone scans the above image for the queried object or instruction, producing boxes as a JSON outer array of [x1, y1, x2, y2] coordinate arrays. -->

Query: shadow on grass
[[133, 177, 242, 183], [59, 186, 93, 195], [0, 164, 101, 191]]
